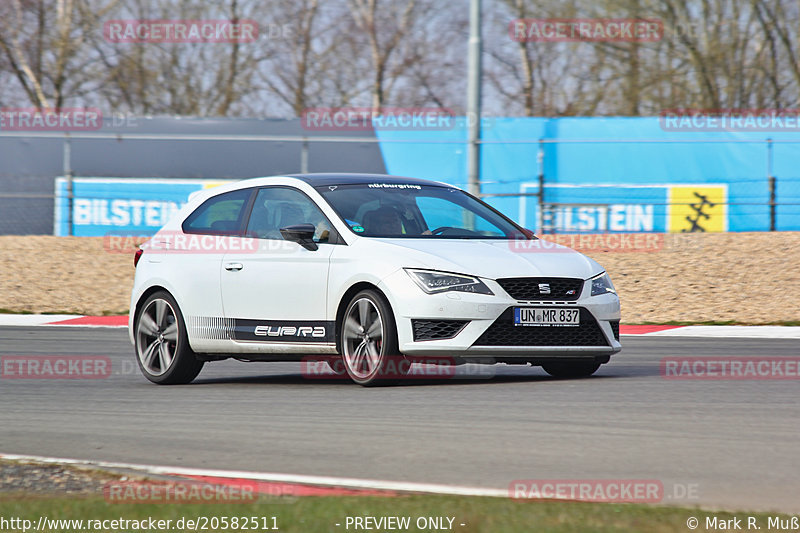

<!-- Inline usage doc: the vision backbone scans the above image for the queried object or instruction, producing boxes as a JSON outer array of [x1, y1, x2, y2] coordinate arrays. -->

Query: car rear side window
[[182, 188, 253, 235]]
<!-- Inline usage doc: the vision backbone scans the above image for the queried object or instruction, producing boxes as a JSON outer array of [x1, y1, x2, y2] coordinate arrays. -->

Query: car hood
[[362, 238, 604, 280]]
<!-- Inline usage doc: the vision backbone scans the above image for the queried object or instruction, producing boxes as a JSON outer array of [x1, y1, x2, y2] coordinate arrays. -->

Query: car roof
[[284, 173, 451, 188]]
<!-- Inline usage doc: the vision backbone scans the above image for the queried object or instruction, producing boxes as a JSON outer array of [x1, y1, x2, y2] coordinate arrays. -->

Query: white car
[[129, 174, 621, 386]]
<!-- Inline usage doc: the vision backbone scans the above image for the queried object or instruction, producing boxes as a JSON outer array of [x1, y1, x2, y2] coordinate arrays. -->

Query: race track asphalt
[[0, 326, 797, 512]]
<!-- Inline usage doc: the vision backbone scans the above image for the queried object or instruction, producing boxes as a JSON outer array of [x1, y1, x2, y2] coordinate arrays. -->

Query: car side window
[[246, 187, 332, 243], [182, 188, 253, 235]]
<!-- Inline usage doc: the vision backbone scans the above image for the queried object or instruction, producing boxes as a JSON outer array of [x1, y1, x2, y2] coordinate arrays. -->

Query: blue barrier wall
[[50, 117, 800, 235], [376, 117, 800, 232]]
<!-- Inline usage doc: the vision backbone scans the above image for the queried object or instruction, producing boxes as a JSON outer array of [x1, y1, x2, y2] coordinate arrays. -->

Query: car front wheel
[[134, 291, 203, 384], [339, 289, 407, 386]]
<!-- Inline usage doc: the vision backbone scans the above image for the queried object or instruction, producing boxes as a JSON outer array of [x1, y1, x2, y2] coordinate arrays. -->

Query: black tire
[[542, 360, 601, 378], [338, 289, 407, 386], [134, 291, 203, 384]]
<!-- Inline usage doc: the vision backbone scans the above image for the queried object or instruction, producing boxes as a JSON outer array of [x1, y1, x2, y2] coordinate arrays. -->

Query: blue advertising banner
[[516, 183, 727, 233], [54, 178, 232, 236]]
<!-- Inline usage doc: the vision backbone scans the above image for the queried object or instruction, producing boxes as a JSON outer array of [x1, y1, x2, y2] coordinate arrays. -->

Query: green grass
[[0, 494, 794, 533]]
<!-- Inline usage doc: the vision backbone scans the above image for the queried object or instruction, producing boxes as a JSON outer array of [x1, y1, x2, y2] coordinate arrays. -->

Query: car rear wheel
[[134, 291, 203, 384], [340, 289, 407, 386], [542, 360, 601, 378]]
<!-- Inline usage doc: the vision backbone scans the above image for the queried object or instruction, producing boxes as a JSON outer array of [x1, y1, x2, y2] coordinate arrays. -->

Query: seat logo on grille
[[538, 283, 551, 294]]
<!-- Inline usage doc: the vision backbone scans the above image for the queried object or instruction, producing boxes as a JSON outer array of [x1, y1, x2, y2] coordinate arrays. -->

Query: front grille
[[496, 277, 583, 301], [412, 320, 468, 341], [473, 308, 609, 347], [610, 320, 620, 341]]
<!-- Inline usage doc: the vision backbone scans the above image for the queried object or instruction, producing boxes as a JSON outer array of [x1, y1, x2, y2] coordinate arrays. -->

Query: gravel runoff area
[[0, 232, 798, 324], [0, 460, 123, 496]]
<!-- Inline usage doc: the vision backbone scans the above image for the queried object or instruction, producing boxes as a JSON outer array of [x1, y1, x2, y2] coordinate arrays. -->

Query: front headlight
[[590, 272, 616, 296], [405, 268, 494, 295]]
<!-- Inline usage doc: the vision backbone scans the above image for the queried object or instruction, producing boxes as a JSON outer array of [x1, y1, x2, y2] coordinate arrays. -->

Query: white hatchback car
[[129, 174, 621, 386]]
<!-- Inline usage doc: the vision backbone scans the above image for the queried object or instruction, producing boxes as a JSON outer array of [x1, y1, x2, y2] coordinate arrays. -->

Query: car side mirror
[[279, 223, 318, 251]]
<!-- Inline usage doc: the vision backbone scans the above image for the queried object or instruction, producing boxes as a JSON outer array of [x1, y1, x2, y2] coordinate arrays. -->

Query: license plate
[[514, 307, 580, 327]]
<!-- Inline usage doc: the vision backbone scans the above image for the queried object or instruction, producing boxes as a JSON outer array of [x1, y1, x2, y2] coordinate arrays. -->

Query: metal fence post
[[63, 133, 73, 236], [300, 138, 309, 174], [537, 138, 545, 234], [769, 175, 777, 232], [767, 138, 775, 231], [466, 0, 483, 198]]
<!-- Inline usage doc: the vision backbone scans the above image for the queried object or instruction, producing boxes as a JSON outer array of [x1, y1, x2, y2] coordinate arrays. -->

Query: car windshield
[[316, 182, 531, 239]]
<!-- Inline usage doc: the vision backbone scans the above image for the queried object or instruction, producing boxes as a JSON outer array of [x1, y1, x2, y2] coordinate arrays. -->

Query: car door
[[221, 186, 336, 349]]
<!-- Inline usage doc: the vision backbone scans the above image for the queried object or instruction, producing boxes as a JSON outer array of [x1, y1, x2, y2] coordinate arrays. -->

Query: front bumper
[[378, 270, 622, 359]]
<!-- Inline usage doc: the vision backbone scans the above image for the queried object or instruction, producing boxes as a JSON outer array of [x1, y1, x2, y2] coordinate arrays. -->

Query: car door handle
[[224, 262, 244, 271]]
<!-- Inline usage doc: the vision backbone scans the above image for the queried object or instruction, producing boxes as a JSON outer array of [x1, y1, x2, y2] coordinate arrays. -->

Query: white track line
[[0, 315, 125, 327], [0, 453, 508, 498], [0, 315, 82, 326], [42, 324, 129, 329], [643, 326, 800, 339]]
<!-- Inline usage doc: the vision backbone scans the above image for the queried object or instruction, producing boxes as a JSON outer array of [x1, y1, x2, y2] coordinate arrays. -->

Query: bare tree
[[2, 0, 798, 117], [0, 0, 118, 109], [346, 0, 428, 110], [752, 0, 800, 107], [90, 0, 263, 116], [253, 0, 362, 116]]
